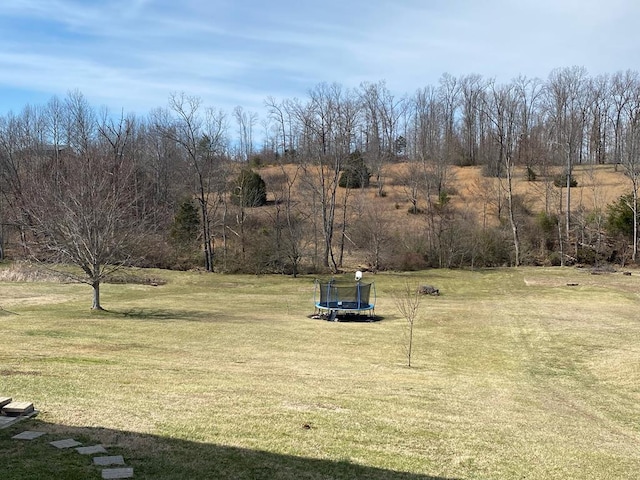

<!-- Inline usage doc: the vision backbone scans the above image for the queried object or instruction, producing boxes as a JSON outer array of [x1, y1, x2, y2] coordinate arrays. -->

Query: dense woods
[[2, 67, 640, 280]]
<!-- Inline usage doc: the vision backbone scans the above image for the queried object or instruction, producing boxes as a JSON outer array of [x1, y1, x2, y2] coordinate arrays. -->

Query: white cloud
[[1, 0, 640, 116]]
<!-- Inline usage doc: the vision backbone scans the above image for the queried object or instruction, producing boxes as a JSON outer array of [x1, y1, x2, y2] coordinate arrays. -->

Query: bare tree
[[0, 113, 24, 208], [407, 84, 454, 265], [397, 161, 424, 214], [359, 81, 408, 196], [610, 71, 638, 166], [20, 142, 147, 310], [351, 196, 393, 272], [64, 90, 96, 154], [545, 67, 590, 257], [158, 93, 227, 272], [438, 73, 462, 166], [265, 96, 299, 159], [266, 163, 309, 276], [482, 80, 522, 266], [459, 74, 486, 166], [587, 74, 611, 165], [394, 281, 422, 367], [233, 106, 257, 162], [264, 99, 309, 274], [0, 108, 43, 255], [411, 86, 450, 197], [620, 77, 640, 260], [513, 75, 544, 170], [296, 83, 359, 272]]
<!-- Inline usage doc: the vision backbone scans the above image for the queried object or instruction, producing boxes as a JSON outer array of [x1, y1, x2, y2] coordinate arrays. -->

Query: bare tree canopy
[[3, 69, 640, 284], [21, 141, 150, 309]]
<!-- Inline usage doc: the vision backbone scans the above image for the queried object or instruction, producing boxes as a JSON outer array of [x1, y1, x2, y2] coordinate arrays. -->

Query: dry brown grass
[[258, 162, 631, 273], [260, 162, 630, 229], [0, 261, 67, 283]]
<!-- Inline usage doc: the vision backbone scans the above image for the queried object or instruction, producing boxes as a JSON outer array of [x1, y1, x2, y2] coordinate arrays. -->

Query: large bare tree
[[233, 105, 257, 162], [483, 80, 522, 266], [21, 140, 147, 310], [157, 93, 228, 272], [545, 67, 589, 259], [619, 75, 640, 260], [296, 83, 359, 272]]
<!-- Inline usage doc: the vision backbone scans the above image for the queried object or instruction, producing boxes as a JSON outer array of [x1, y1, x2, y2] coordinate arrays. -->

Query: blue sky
[[1, 0, 639, 118]]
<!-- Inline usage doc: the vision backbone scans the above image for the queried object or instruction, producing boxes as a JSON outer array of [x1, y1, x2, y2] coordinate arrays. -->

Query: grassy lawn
[[1, 266, 639, 479]]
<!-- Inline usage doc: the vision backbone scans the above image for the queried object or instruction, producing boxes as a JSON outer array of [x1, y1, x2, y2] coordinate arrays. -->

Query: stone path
[[12, 429, 135, 478], [0, 397, 39, 429], [11, 430, 46, 440], [50, 438, 83, 449], [4, 395, 134, 478], [77, 445, 109, 455]]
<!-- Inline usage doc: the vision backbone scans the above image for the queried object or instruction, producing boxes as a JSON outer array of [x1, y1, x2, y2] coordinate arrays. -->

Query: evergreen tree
[[606, 193, 635, 239], [339, 150, 370, 189], [233, 169, 267, 207], [170, 199, 200, 246]]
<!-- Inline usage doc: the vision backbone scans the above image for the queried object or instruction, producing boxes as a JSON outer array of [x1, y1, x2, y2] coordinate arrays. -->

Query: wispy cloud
[[1, 0, 639, 116]]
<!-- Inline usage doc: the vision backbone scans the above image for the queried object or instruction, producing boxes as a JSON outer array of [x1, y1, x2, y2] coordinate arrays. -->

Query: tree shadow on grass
[[99, 308, 217, 322], [1, 419, 460, 480]]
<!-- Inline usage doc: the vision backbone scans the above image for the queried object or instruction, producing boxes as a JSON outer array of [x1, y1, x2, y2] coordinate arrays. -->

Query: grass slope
[[1, 267, 639, 479]]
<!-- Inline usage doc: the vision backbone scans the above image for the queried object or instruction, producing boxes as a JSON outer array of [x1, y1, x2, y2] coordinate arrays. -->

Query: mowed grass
[[1, 267, 639, 479]]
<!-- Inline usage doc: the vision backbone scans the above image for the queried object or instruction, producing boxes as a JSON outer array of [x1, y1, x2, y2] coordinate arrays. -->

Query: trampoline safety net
[[314, 280, 375, 316]]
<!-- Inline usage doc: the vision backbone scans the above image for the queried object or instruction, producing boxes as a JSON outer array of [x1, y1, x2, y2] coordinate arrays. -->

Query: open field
[[1, 266, 639, 479]]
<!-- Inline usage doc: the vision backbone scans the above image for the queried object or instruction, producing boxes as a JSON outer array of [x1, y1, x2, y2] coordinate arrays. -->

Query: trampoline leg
[[329, 311, 337, 322]]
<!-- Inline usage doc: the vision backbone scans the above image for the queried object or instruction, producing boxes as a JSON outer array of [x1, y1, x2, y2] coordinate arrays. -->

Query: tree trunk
[[558, 220, 565, 267], [338, 186, 350, 268], [198, 193, 213, 272], [92, 281, 103, 310], [506, 163, 520, 267], [633, 188, 638, 262], [222, 199, 228, 272], [566, 155, 572, 254]]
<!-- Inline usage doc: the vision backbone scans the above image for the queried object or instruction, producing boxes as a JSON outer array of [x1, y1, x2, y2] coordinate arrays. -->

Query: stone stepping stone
[[94, 455, 126, 466], [0, 407, 39, 430], [12, 430, 46, 440], [0, 416, 18, 429], [50, 438, 82, 449], [76, 444, 108, 455], [101, 467, 134, 479], [2, 401, 34, 417], [0, 396, 12, 408]]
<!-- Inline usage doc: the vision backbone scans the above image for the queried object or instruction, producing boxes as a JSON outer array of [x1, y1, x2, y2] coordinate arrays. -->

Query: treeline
[[1, 67, 640, 280]]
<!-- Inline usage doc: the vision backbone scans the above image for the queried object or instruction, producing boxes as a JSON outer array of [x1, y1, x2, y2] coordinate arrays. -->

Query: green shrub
[[526, 166, 537, 181], [575, 245, 602, 265], [553, 174, 578, 188], [249, 155, 263, 168], [549, 252, 562, 266], [339, 150, 370, 189], [233, 169, 267, 207], [536, 211, 558, 234], [606, 193, 635, 239], [170, 199, 200, 246]]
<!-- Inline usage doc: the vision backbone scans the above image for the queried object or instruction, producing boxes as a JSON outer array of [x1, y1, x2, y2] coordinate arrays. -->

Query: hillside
[[260, 162, 630, 225], [451, 164, 628, 220], [255, 162, 632, 269]]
